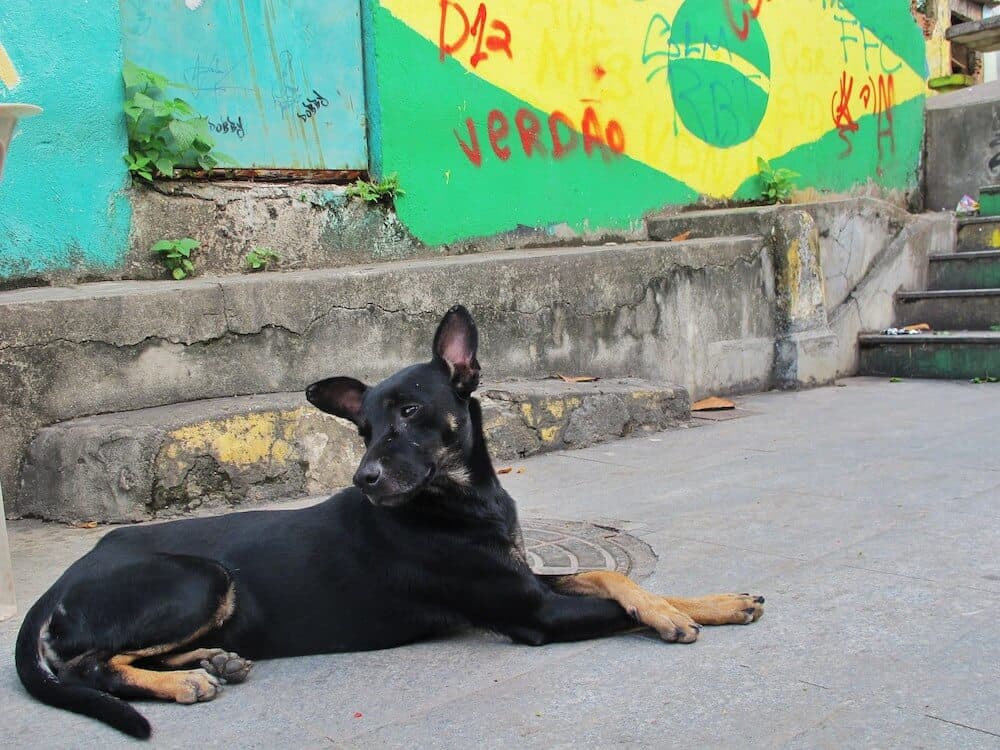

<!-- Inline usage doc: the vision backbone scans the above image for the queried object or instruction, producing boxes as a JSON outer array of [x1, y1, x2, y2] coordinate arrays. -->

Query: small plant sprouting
[[246, 247, 280, 271], [123, 61, 231, 181], [152, 238, 199, 280], [757, 157, 799, 204], [346, 173, 404, 205]]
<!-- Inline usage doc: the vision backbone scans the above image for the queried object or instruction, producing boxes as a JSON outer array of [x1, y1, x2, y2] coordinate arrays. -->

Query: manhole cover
[[521, 519, 656, 581]]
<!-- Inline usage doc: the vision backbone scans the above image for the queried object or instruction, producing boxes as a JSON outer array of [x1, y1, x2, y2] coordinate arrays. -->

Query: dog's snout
[[354, 462, 383, 490]]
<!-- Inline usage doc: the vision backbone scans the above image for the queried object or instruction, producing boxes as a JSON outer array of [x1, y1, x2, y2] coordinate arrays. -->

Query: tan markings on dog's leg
[[664, 594, 765, 625], [107, 581, 241, 699], [556, 571, 700, 643], [158, 648, 220, 668], [108, 655, 222, 704]]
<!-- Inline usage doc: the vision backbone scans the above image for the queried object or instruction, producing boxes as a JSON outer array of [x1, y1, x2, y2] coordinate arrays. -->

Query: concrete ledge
[[0, 237, 769, 514], [18, 379, 689, 523]]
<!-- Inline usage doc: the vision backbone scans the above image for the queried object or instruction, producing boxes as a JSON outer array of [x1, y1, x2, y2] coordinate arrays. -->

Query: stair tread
[[929, 250, 1000, 261], [860, 331, 1000, 344], [957, 215, 1000, 227], [0, 237, 764, 307], [42, 378, 688, 426], [897, 288, 1000, 299]]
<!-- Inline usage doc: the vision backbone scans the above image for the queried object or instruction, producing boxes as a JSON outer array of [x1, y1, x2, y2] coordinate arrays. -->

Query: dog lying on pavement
[[16, 305, 763, 738]]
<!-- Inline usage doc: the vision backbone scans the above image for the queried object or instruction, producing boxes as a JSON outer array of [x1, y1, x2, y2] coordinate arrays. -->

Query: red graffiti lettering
[[457, 106, 625, 166], [438, 0, 512, 68], [831, 71, 860, 157], [487, 109, 511, 160], [581, 106, 605, 156], [606, 120, 626, 154], [724, 0, 768, 42], [549, 111, 579, 159], [829, 72, 896, 171], [454, 117, 482, 167], [515, 109, 546, 156]]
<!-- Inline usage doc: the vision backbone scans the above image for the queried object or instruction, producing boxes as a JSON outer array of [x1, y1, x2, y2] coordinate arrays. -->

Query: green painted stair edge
[[928, 254, 1000, 290], [859, 339, 1000, 380], [979, 186, 1000, 218]]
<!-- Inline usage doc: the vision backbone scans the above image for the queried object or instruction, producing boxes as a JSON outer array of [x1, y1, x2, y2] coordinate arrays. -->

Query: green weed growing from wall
[[756, 158, 800, 204], [152, 237, 199, 280], [122, 61, 230, 181], [245, 247, 280, 271], [346, 173, 404, 206]]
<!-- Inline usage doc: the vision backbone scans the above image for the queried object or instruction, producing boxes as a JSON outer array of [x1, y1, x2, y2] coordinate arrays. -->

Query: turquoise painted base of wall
[[0, 1, 131, 280]]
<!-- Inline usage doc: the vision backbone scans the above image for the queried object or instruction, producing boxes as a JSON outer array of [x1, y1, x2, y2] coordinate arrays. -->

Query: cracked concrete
[[2, 379, 998, 748], [17, 379, 689, 522], [0, 237, 774, 513]]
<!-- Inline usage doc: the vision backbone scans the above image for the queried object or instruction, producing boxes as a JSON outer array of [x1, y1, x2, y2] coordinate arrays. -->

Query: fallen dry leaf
[[692, 396, 736, 412], [671, 230, 692, 242], [72, 521, 98, 529], [516, 467, 525, 474], [497, 467, 513, 475], [902, 323, 931, 332], [557, 374, 600, 383]]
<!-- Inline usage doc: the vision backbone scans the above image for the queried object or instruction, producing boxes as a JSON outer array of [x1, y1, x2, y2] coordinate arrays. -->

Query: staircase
[[859, 217, 1000, 379]]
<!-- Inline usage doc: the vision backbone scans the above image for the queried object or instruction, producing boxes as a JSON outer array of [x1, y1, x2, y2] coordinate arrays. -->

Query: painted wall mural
[[0, 0, 132, 280], [368, 0, 928, 245], [120, 0, 368, 170]]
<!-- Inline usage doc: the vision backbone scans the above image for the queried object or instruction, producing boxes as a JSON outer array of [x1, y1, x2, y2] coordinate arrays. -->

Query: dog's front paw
[[626, 594, 701, 643], [682, 593, 765, 626]]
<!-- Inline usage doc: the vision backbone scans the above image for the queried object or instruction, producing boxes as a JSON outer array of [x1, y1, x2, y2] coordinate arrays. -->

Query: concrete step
[[895, 289, 1000, 330], [858, 331, 1000, 380], [928, 250, 1000, 290], [0, 235, 773, 515], [946, 15, 1000, 54], [957, 216, 1000, 252], [17, 378, 689, 523]]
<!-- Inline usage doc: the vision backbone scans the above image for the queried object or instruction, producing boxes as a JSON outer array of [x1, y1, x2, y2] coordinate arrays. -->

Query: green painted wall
[[0, 1, 132, 281], [368, 0, 928, 246]]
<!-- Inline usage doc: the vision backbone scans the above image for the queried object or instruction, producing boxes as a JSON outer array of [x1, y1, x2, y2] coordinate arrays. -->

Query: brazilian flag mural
[[368, 0, 927, 246]]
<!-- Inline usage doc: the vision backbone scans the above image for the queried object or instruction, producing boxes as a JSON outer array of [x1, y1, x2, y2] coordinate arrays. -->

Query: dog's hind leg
[[548, 571, 764, 641], [47, 552, 240, 704]]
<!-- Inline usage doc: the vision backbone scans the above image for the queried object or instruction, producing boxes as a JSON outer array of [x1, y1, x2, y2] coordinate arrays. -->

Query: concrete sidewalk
[[2, 378, 998, 749]]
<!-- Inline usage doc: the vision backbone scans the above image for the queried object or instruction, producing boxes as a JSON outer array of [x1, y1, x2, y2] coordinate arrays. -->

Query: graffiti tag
[[297, 90, 329, 121], [724, 0, 771, 41], [439, 0, 512, 68], [830, 72, 896, 168], [209, 115, 246, 140], [454, 105, 624, 167]]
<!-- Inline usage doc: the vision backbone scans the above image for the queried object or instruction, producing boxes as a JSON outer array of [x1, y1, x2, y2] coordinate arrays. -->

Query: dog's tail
[[15, 592, 152, 740]]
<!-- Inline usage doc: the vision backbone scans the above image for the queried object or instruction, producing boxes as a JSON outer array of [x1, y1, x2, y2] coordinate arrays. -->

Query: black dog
[[16, 306, 763, 739]]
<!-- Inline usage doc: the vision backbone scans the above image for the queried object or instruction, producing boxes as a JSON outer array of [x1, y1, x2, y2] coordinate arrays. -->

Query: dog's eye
[[400, 404, 420, 418]]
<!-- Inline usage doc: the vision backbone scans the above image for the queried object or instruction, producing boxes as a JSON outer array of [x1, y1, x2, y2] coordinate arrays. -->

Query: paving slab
[[1, 378, 999, 748]]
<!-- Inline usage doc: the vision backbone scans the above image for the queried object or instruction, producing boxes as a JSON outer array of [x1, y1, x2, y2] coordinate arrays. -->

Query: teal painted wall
[[0, 1, 132, 281], [120, 0, 368, 170]]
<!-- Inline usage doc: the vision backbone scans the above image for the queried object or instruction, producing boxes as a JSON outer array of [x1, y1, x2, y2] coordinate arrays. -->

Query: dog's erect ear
[[306, 377, 368, 425], [432, 305, 481, 397]]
